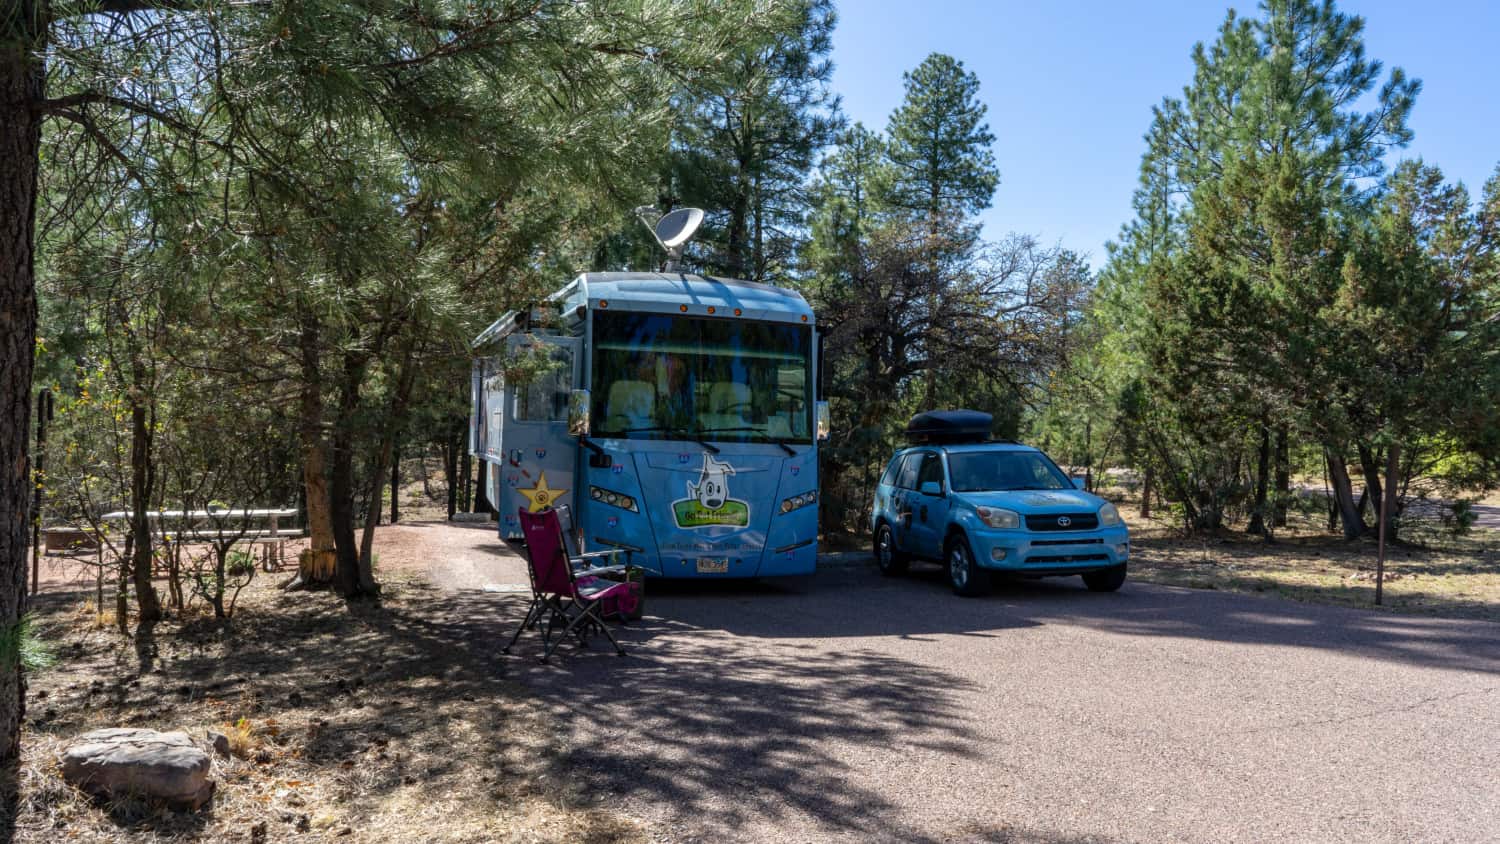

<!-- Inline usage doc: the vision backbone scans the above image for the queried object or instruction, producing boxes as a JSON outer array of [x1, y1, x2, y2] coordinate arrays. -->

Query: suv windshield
[[947, 450, 1071, 492], [591, 310, 812, 443]]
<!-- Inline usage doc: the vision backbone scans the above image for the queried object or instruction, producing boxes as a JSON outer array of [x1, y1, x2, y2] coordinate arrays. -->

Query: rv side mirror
[[568, 389, 591, 437], [815, 401, 830, 441]]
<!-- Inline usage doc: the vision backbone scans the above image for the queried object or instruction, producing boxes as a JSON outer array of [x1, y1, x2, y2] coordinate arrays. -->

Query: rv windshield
[[592, 311, 812, 444]]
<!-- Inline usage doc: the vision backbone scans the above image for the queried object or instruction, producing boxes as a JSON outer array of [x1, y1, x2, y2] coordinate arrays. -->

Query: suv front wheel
[[946, 534, 990, 597], [1083, 564, 1127, 592], [874, 523, 909, 576]]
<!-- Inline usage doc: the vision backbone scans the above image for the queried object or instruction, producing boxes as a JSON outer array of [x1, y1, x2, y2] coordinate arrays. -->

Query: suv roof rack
[[905, 410, 1009, 445]]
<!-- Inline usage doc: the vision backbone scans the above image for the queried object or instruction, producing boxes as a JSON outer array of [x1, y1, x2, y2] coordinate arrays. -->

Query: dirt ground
[[12, 521, 644, 844], [1104, 488, 1500, 622]]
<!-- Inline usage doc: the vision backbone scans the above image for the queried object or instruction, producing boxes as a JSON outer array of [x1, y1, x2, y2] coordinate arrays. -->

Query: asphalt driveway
[[462, 551, 1499, 843]]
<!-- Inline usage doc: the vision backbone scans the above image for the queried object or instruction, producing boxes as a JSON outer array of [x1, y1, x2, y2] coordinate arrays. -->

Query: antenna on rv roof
[[634, 205, 704, 272]]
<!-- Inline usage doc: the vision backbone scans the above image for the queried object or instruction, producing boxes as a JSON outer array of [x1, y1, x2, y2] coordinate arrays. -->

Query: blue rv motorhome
[[471, 272, 829, 578]]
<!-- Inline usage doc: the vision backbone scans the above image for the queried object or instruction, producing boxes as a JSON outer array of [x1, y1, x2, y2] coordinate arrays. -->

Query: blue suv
[[870, 411, 1129, 596]]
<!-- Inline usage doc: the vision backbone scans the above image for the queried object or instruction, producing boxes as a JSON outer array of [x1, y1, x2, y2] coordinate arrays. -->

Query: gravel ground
[[435, 529, 1499, 844]]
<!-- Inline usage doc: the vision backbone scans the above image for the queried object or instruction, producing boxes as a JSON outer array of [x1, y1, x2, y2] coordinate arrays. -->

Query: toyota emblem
[[1056, 516, 1072, 527]]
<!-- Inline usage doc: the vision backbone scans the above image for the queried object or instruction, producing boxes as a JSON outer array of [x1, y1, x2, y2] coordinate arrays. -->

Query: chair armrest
[[576, 565, 627, 578]]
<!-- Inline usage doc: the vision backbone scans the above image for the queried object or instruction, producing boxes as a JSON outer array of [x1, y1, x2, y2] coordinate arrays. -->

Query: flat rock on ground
[[60, 728, 214, 809]]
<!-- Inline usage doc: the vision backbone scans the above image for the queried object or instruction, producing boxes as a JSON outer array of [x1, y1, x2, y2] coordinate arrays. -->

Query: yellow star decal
[[518, 471, 567, 512]]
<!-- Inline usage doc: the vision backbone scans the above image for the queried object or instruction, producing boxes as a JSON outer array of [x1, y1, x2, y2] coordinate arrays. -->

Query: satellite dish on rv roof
[[655, 207, 704, 249], [634, 205, 705, 272]]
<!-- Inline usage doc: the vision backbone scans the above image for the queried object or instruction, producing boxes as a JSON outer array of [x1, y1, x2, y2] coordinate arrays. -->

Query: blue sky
[[830, 0, 1500, 268]]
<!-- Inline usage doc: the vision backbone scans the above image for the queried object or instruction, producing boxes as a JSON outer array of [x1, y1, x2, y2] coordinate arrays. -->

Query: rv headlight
[[1098, 502, 1122, 526], [780, 491, 818, 514], [590, 486, 639, 513], [977, 507, 1021, 530]]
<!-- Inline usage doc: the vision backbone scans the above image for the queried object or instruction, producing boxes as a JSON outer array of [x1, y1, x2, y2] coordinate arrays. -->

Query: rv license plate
[[696, 557, 729, 573]]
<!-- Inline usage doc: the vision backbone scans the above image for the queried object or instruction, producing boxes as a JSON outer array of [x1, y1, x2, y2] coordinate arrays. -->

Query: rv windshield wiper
[[617, 426, 719, 454], [695, 426, 797, 456]]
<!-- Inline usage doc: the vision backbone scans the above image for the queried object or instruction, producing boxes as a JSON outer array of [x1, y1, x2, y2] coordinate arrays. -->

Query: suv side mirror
[[1071, 476, 1087, 490], [568, 389, 591, 437], [919, 481, 943, 497]]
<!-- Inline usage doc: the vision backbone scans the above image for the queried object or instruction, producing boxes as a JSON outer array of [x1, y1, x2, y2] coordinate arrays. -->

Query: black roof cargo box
[[905, 410, 993, 444]]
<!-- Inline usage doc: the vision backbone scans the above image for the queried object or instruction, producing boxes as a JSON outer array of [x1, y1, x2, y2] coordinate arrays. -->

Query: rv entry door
[[495, 334, 580, 538]]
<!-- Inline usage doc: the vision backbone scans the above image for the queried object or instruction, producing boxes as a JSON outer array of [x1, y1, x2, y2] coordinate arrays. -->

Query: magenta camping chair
[[502, 507, 636, 661]]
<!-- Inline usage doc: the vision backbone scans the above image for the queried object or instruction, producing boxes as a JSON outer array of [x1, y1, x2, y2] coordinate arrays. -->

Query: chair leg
[[581, 600, 626, 656], [542, 601, 620, 659], [502, 596, 543, 655]]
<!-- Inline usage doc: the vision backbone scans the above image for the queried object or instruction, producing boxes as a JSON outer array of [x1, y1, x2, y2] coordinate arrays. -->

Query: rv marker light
[[706, 306, 716, 314], [680, 304, 689, 312], [734, 308, 742, 316]]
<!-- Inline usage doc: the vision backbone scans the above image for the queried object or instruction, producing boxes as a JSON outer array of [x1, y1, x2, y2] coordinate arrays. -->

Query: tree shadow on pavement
[[622, 563, 1500, 676], [905, 567, 1500, 675], [380, 583, 1006, 843]]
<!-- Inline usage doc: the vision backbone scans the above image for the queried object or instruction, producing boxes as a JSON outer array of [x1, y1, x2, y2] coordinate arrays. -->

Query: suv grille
[[1025, 513, 1098, 532], [1028, 553, 1110, 564]]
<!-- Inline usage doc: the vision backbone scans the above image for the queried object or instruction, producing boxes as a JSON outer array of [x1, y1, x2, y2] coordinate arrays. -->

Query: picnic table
[[99, 508, 301, 570]]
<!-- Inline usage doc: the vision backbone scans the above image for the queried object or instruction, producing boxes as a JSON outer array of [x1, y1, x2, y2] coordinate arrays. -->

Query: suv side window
[[916, 453, 945, 490], [879, 455, 903, 487], [896, 452, 923, 490]]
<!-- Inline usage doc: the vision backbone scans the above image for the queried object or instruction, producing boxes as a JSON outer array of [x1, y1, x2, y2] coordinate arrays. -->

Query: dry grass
[[1114, 490, 1500, 622], [11, 575, 648, 843]]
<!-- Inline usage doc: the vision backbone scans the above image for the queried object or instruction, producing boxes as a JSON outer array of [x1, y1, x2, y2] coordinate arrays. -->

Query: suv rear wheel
[[946, 534, 990, 597], [1083, 564, 1127, 592], [874, 523, 908, 576]]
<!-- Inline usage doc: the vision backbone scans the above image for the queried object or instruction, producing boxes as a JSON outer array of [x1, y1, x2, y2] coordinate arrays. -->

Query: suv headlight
[[977, 507, 1020, 529], [1098, 502, 1122, 526]]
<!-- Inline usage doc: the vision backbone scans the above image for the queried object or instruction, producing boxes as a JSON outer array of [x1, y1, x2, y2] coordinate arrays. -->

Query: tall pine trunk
[[444, 431, 459, 520], [1383, 443, 1402, 544], [1139, 465, 1153, 519], [331, 355, 376, 598], [0, 1, 44, 766], [1247, 421, 1271, 536], [359, 338, 419, 570], [1357, 444, 1386, 532], [296, 318, 336, 583], [1273, 425, 1289, 527], [128, 386, 161, 625], [389, 445, 400, 525], [1326, 450, 1365, 540]]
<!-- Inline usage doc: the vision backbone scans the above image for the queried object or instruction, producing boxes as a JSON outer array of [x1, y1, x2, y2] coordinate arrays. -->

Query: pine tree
[[674, 0, 842, 282], [882, 53, 999, 225]]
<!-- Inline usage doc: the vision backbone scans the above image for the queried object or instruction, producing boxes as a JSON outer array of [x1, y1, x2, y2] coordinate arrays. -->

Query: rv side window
[[513, 343, 572, 423]]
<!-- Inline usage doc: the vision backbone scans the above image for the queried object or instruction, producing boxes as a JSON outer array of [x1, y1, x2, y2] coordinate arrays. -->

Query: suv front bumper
[[969, 524, 1129, 573]]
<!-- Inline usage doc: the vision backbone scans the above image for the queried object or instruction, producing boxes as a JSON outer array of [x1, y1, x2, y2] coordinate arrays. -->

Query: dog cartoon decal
[[688, 455, 736, 509], [673, 454, 750, 528]]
